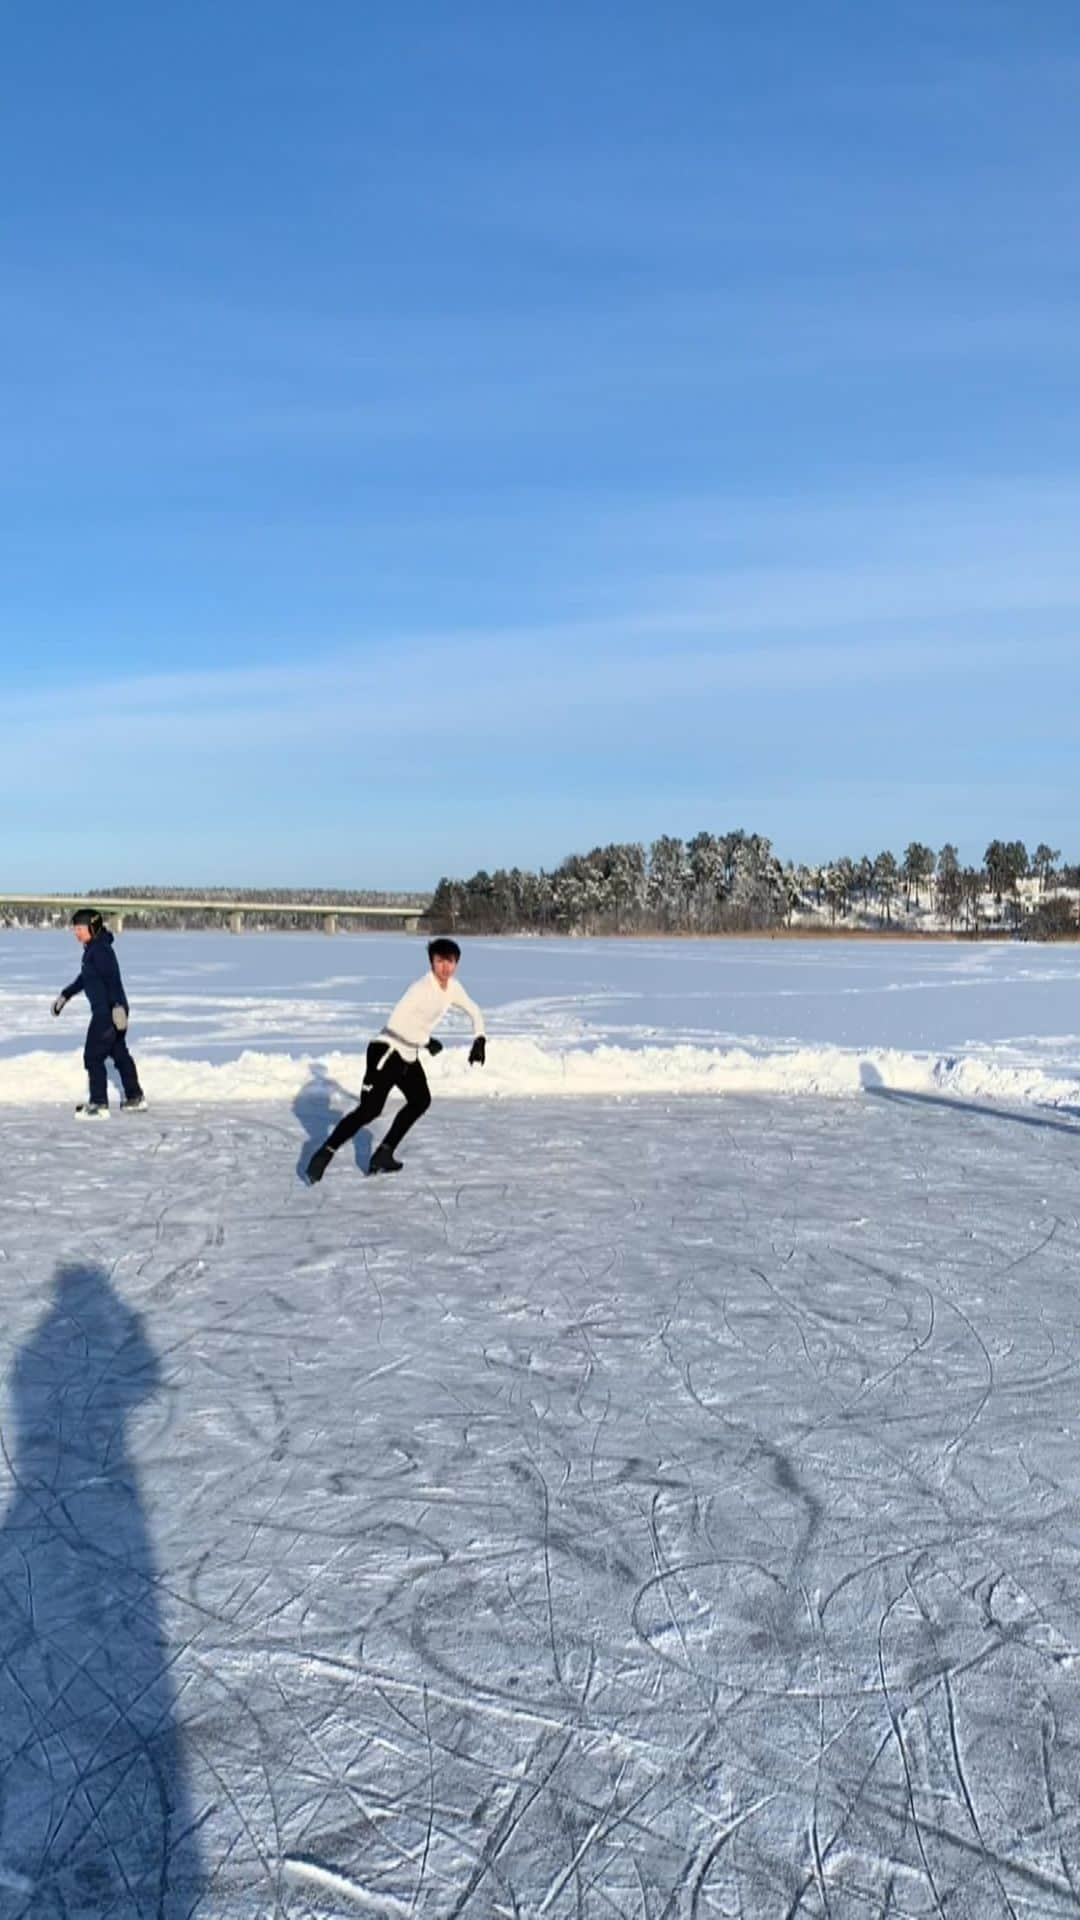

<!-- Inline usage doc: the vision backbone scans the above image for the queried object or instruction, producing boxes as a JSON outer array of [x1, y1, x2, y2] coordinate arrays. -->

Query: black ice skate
[[75, 1103, 109, 1120], [306, 1144, 335, 1185], [122, 1094, 147, 1111], [368, 1144, 403, 1175]]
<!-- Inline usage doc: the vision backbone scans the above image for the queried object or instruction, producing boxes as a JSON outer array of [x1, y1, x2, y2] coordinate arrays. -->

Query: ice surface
[[3, 935, 1080, 1914]]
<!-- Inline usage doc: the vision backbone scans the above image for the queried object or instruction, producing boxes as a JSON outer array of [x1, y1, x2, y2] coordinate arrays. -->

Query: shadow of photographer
[[0, 1263, 204, 1916]]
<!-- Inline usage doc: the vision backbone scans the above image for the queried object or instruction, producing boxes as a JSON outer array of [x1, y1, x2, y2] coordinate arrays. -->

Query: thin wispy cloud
[[0, 610, 1068, 768]]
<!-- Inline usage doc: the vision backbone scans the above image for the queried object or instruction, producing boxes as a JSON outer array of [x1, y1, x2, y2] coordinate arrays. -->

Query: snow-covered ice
[[3, 932, 1080, 1916], [6, 929, 1080, 1109]]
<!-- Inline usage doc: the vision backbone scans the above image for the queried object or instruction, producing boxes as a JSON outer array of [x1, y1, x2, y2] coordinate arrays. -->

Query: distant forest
[[428, 834, 1080, 938]]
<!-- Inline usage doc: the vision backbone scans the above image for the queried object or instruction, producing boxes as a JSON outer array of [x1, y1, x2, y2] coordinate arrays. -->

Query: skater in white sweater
[[305, 938, 485, 1182]]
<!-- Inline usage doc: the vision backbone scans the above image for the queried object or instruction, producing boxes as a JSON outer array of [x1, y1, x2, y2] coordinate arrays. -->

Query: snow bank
[[4, 1036, 1080, 1111]]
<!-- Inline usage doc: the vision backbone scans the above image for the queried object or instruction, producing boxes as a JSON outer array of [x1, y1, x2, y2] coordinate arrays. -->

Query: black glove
[[52, 993, 69, 1017], [427, 1037, 443, 1056], [468, 1036, 486, 1066]]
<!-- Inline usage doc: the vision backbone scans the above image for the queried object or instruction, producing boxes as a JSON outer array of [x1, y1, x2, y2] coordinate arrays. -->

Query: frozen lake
[[2, 933, 1080, 1914], [4, 930, 1080, 1108]]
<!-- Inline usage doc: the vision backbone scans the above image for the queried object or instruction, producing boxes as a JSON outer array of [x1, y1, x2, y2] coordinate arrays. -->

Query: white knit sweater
[[377, 973, 485, 1064]]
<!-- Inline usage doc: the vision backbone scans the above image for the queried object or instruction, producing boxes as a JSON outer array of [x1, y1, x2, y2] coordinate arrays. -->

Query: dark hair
[[427, 937, 461, 963], [72, 908, 105, 937]]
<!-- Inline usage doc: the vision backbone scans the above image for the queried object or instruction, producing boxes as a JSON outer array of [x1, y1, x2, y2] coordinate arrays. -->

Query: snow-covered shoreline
[[7, 927, 1080, 1115]]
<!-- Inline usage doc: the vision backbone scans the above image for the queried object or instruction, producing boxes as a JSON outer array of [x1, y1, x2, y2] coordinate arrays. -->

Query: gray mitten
[[112, 1006, 129, 1032], [51, 994, 68, 1017]]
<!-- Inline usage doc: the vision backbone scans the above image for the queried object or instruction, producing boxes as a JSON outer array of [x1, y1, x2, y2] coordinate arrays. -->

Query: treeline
[[431, 833, 795, 934], [802, 840, 1077, 936], [428, 834, 1080, 937]]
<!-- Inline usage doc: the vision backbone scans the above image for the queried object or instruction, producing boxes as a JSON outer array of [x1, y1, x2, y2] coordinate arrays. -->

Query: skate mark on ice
[[939, 1293, 996, 1456], [999, 1214, 1060, 1276], [1039, 1698, 1080, 1906], [876, 1578, 950, 1919], [444, 1730, 574, 1919]]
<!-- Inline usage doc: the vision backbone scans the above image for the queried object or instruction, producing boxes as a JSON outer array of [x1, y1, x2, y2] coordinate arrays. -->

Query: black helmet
[[72, 907, 105, 937]]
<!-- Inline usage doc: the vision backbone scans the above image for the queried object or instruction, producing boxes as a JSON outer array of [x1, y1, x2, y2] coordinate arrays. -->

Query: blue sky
[[4, 1, 1079, 889]]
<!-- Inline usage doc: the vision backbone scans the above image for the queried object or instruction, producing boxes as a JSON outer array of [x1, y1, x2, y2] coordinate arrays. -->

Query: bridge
[[0, 893, 432, 935]]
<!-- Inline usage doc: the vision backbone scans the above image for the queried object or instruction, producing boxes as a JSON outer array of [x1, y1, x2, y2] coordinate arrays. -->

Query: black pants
[[85, 1020, 142, 1107], [325, 1042, 431, 1157]]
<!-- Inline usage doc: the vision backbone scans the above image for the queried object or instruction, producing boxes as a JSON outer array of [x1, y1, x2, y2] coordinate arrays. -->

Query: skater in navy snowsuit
[[52, 909, 145, 1116]]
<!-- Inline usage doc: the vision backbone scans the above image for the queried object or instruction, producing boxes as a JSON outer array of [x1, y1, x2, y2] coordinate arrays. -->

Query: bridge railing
[[0, 894, 432, 934]]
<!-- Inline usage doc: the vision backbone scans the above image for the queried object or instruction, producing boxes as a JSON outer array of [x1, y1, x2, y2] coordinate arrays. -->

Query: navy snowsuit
[[62, 931, 142, 1107]]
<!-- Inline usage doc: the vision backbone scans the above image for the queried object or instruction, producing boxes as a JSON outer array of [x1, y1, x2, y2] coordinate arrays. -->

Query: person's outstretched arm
[[450, 980, 486, 1064], [52, 973, 84, 1014]]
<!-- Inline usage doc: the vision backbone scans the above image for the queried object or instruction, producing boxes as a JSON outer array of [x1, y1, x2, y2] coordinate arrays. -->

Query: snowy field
[[4, 932, 1080, 1916], [6, 928, 1080, 1106]]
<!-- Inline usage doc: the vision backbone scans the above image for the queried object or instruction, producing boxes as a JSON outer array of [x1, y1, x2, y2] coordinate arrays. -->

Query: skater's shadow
[[0, 1263, 204, 1915], [860, 1062, 1080, 1136], [292, 1061, 369, 1176]]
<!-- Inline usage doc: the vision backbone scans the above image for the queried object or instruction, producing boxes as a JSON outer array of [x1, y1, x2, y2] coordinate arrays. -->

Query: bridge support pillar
[[112, 914, 124, 934], [229, 911, 243, 934], [404, 917, 421, 934], [323, 914, 337, 935]]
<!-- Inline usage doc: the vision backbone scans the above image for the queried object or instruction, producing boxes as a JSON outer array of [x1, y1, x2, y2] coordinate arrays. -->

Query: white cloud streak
[[0, 618, 1064, 773]]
